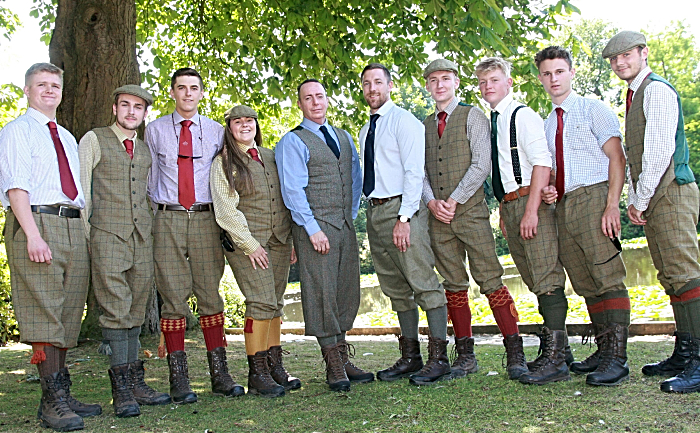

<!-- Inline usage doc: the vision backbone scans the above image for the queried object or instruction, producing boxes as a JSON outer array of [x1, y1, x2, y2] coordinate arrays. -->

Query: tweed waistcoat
[[90, 127, 152, 240], [236, 147, 291, 244], [424, 103, 485, 207], [292, 126, 354, 229]]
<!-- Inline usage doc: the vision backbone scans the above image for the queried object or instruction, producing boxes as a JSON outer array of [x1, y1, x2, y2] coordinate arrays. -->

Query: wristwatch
[[398, 215, 410, 223]]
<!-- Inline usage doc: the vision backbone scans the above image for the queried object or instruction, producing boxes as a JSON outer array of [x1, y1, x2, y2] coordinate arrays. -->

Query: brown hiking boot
[[108, 364, 140, 418], [503, 333, 528, 379], [570, 324, 606, 374], [321, 342, 351, 392], [409, 337, 452, 386], [377, 336, 423, 382], [247, 350, 285, 397], [338, 340, 375, 383], [643, 331, 693, 377], [128, 360, 171, 405], [39, 372, 84, 431], [167, 351, 197, 404], [268, 345, 301, 390], [519, 327, 571, 385], [38, 369, 101, 419], [207, 346, 244, 397], [450, 336, 478, 378], [586, 322, 629, 386], [527, 331, 574, 371]]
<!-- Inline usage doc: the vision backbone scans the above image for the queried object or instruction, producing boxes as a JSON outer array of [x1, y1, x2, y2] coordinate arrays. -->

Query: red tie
[[437, 111, 447, 138], [124, 139, 134, 159], [47, 121, 78, 200], [178, 120, 195, 209], [247, 147, 263, 166], [555, 107, 565, 202], [625, 88, 634, 115]]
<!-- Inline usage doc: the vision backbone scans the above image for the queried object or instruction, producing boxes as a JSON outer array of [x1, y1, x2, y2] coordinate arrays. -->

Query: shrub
[[0, 213, 19, 346]]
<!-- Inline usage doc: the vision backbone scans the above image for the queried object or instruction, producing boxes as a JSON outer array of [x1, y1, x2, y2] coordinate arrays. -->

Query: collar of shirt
[[493, 93, 514, 114], [374, 98, 396, 117], [301, 117, 328, 132], [235, 140, 258, 155], [109, 123, 137, 146], [552, 90, 579, 114], [172, 110, 201, 125], [26, 107, 54, 126], [433, 96, 460, 121], [629, 66, 653, 92]]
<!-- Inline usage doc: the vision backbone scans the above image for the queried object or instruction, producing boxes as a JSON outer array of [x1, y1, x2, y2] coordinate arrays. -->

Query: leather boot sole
[[586, 373, 629, 386], [247, 387, 285, 397], [213, 386, 245, 397], [40, 419, 84, 432], [280, 379, 302, 390], [328, 380, 351, 392], [450, 364, 479, 378], [642, 364, 687, 377], [377, 370, 417, 382], [115, 404, 140, 418], [660, 381, 700, 393], [408, 371, 453, 386], [171, 393, 197, 404], [519, 373, 571, 385], [134, 395, 172, 406]]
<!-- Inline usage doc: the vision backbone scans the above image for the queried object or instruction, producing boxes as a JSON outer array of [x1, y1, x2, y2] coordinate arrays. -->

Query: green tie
[[490, 111, 505, 202]]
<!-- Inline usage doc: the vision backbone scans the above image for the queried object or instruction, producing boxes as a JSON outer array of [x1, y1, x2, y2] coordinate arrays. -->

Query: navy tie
[[363, 114, 380, 197], [320, 125, 340, 159], [490, 111, 506, 202]]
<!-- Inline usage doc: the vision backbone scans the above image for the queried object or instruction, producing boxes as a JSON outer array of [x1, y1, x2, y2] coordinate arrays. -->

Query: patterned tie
[[625, 88, 634, 115], [47, 121, 78, 200], [555, 107, 565, 202], [363, 114, 380, 197], [490, 111, 505, 202], [124, 138, 134, 159], [437, 111, 447, 138], [247, 147, 263, 166], [319, 125, 340, 159], [178, 120, 195, 209]]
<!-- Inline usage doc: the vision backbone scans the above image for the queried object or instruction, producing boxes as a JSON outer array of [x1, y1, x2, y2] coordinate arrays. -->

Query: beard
[[116, 117, 142, 132], [364, 92, 389, 110]]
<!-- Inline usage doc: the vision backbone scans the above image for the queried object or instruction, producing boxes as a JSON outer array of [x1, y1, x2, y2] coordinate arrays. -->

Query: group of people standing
[[1, 29, 699, 432]]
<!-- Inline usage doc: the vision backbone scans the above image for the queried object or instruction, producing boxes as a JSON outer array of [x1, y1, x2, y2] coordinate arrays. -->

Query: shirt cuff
[[304, 220, 322, 237], [398, 206, 417, 219], [3, 177, 31, 196], [634, 196, 650, 212], [241, 238, 262, 256]]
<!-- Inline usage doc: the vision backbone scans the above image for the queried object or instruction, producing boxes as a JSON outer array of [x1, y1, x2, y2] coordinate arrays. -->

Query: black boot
[[108, 364, 140, 418], [409, 337, 452, 385], [377, 336, 423, 382], [450, 337, 478, 378], [503, 334, 528, 380], [128, 360, 171, 405], [167, 351, 197, 404], [519, 328, 571, 385], [207, 346, 245, 397], [38, 368, 102, 419], [586, 323, 629, 386], [570, 324, 606, 374], [527, 330, 574, 371], [660, 337, 700, 393], [321, 342, 351, 392], [39, 372, 84, 431], [268, 345, 302, 390], [642, 331, 693, 377], [338, 340, 375, 383], [247, 350, 285, 397]]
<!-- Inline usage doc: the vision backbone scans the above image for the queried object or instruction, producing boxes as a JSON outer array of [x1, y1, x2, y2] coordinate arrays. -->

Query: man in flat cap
[[79, 85, 171, 417], [604, 31, 700, 393], [360, 62, 450, 386], [421, 58, 528, 380]]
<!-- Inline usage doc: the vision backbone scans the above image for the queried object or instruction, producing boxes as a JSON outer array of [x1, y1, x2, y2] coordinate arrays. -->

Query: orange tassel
[[157, 332, 167, 358], [30, 349, 46, 365]]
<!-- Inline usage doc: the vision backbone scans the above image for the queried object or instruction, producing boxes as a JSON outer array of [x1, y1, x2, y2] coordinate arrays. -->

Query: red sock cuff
[[679, 287, 700, 303], [670, 294, 682, 304], [201, 313, 227, 351], [604, 297, 631, 311], [587, 300, 605, 315]]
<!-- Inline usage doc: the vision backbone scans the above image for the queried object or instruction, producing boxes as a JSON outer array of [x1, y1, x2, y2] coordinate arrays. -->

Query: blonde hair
[[475, 57, 512, 78], [25, 63, 63, 86]]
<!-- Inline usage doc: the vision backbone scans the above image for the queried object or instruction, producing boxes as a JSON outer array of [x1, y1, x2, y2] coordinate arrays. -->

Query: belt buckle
[[58, 206, 71, 217]]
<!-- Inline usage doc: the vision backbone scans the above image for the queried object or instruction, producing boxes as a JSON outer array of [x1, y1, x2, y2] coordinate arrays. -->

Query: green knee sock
[[127, 326, 141, 363], [102, 328, 129, 367], [683, 298, 700, 338], [537, 288, 568, 331], [585, 297, 606, 327], [317, 335, 338, 348], [425, 305, 448, 340], [602, 290, 631, 326], [397, 308, 420, 340]]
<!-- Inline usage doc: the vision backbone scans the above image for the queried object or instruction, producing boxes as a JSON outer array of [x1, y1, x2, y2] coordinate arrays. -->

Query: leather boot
[[586, 322, 629, 386], [247, 350, 285, 397], [108, 364, 140, 418], [377, 336, 423, 382], [570, 324, 606, 374], [519, 327, 571, 385], [38, 368, 102, 418], [642, 331, 693, 377], [128, 360, 171, 405], [167, 351, 197, 404], [503, 333, 528, 380], [39, 372, 84, 431], [409, 337, 452, 385], [207, 346, 244, 397], [450, 337, 478, 378], [527, 331, 574, 371], [338, 340, 375, 383], [660, 337, 700, 393], [321, 342, 351, 392], [268, 345, 302, 390]]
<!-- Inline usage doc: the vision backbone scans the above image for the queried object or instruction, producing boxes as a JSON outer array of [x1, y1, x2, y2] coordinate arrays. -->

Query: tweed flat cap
[[224, 104, 258, 122], [423, 59, 459, 79], [112, 84, 153, 106], [602, 31, 647, 59]]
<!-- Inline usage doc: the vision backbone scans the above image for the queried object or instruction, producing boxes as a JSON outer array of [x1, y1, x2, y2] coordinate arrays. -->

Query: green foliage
[[217, 269, 246, 328], [0, 84, 24, 128], [0, 5, 20, 44], [0, 212, 19, 346]]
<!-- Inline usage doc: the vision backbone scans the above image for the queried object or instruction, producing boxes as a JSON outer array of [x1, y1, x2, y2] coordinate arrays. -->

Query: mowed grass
[[1, 332, 699, 433]]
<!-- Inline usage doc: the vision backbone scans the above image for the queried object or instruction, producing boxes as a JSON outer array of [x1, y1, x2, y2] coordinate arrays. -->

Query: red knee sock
[[487, 286, 519, 336], [200, 313, 227, 352], [161, 317, 186, 354], [446, 291, 472, 338]]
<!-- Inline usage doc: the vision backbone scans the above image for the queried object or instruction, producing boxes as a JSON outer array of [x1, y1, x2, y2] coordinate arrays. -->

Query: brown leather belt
[[502, 186, 530, 203], [157, 203, 212, 212], [368, 195, 401, 207]]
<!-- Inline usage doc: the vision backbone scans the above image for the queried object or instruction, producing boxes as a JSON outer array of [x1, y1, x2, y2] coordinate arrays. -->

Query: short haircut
[[475, 57, 512, 78], [361, 63, 391, 83], [25, 63, 63, 87], [113, 93, 150, 108], [297, 79, 326, 98], [534, 46, 573, 69], [171, 67, 203, 89]]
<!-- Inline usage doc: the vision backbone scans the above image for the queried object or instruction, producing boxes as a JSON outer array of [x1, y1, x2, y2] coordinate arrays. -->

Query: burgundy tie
[[247, 147, 263, 166], [437, 111, 447, 138], [178, 120, 195, 209], [555, 108, 565, 202], [625, 88, 634, 115], [124, 139, 134, 159], [47, 121, 78, 200]]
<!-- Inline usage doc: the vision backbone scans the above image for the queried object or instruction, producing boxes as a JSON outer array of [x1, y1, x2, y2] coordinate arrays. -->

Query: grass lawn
[[1, 332, 698, 433]]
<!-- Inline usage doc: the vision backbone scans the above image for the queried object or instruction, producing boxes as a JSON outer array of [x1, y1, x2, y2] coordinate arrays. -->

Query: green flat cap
[[602, 30, 647, 59], [112, 84, 153, 106], [423, 59, 459, 79], [224, 104, 258, 122]]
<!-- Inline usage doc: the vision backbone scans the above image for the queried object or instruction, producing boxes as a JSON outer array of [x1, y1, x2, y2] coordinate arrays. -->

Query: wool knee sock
[[602, 290, 631, 326], [425, 305, 448, 340], [160, 317, 186, 353], [102, 328, 130, 367], [200, 313, 227, 352], [487, 286, 519, 336], [243, 317, 272, 355], [397, 308, 420, 340], [537, 288, 568, 331], [446, 290, 472, 338], [585, 296, 606, 327], [317, 335, 338, 348], [127, 326, 141, 363], [670, 296, 691, 333], [35, 344, 61, 377], [678, 285, 700, 338], [268, 316, 282, 348]]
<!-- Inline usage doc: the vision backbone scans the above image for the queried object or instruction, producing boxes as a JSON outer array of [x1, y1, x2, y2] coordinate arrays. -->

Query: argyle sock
[[200, 313, 227, 352], [446, 290, 472, 338], [425, 305, 448, 340], [397, 308, 420, 340], [602, 290, 631, 326], [537, 288, 568, 331], [487, 286, 519, 336], [161, 317, 186, 353]]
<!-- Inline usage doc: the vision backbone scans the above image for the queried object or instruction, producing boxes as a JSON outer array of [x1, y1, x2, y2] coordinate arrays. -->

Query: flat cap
[[112, 84, 153, 106], [224, 104, 258, 122], [602, 31, 647, 59], [423, 59, 459, 79]]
